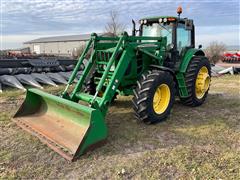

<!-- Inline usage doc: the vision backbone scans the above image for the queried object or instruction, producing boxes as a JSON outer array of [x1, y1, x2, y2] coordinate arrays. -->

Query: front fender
[[179, 48, 205, 73]]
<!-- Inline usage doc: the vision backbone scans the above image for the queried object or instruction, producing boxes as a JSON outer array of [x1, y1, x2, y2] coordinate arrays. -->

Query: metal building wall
[[24, 41, 87, 56]]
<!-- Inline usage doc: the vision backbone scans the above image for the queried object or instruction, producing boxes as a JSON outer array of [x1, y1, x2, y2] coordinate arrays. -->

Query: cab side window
[[177, 23, 191, 53]]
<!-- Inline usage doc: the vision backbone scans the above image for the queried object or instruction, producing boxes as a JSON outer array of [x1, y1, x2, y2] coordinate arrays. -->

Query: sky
[[0, 0, 239, 49]]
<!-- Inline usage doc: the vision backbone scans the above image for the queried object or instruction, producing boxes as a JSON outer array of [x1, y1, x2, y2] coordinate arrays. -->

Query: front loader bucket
[[13, 89, 107, 161]]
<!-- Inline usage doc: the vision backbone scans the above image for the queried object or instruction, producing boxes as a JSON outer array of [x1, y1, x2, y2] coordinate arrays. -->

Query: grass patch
[[210, 75, 240, 96], [174, 119, 227, 138], [0, 112, 11, 127], [0, 75, 239, 179], [0, 150, 12, 163]]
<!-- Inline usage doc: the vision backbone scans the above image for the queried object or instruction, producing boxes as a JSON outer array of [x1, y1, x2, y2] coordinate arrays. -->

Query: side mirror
[[198, 44, 202, 49], [185, 19, 193, 30], [132, 19, 136, 36]]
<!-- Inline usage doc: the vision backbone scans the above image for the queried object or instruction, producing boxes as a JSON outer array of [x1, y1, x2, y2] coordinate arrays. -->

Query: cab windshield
[[142, 23, 173, 45]]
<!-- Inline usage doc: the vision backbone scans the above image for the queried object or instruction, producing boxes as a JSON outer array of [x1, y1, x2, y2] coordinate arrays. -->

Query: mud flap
[[13, 89, 108, 161]]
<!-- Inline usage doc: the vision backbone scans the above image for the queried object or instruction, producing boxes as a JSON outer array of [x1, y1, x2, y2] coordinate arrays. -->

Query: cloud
[[1, 34, 41, 49], [195, 25, 240, 46], [1, 0, 239, 48]]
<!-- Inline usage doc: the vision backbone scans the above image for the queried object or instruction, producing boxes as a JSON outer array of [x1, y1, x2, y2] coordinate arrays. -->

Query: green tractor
[[13, 10, 211, 161]]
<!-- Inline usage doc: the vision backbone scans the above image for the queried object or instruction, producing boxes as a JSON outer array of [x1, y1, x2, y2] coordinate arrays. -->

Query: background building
[[24, 34, 98, 57]]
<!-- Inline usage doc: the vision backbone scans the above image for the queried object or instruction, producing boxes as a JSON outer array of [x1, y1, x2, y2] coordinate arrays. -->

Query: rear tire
[[132, 70, 175, 124], [180, 56, 211, 106]]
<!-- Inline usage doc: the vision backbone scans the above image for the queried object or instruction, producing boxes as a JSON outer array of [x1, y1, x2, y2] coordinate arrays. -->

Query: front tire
[[132, 70, 175, 124]]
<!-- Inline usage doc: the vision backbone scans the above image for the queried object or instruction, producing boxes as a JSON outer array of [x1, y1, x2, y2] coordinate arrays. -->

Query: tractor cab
[[138, 16, 194, 54], [134, 8, 195, 62]]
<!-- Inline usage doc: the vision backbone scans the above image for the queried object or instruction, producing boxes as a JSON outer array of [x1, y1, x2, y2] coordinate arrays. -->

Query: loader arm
[[13, 32, 135, 161], [13, 32, 165, 161]]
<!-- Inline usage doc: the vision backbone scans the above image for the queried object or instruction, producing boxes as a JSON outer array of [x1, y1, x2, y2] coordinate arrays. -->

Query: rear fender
[[149, 64, 175, 75], [179, 48, 205, 73]]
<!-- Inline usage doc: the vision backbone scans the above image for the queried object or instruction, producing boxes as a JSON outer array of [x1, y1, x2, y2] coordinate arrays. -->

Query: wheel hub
[[195, 66, 210, 99], [153, 84, 170, 114]]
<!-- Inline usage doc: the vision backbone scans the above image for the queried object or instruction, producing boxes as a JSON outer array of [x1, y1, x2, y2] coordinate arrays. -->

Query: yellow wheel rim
[[153, 84, 171, 114], [195, 66, 210, 99]]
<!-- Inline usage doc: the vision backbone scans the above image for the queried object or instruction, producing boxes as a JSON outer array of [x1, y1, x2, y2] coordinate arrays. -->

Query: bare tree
[[105, 11, 125, 36], [205, 41, 227, 64]]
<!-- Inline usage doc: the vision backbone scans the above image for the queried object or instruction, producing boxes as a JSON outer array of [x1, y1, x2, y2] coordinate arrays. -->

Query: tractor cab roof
[[139, 16, 193, 24], [140, 16, 178, 21]]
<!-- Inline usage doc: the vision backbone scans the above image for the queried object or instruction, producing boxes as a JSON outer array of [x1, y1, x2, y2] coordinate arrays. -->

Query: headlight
[[140, 20, 144, 24], [143, 19, 147, 24], [159, 18, 163, 23], [163, 18, 167, 23]]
